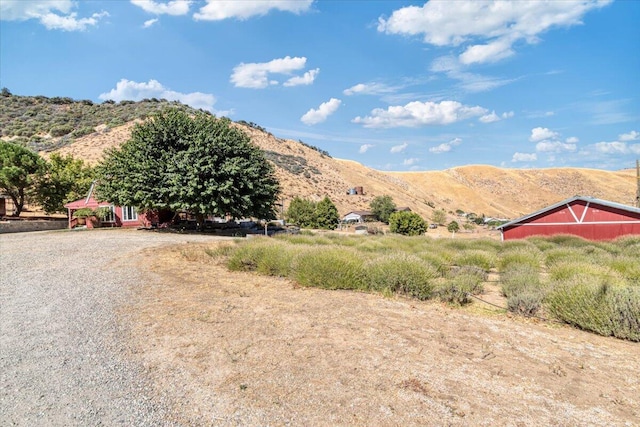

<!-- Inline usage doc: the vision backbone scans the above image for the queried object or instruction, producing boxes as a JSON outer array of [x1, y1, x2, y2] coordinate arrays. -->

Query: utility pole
[[636, 159, 640, 208]]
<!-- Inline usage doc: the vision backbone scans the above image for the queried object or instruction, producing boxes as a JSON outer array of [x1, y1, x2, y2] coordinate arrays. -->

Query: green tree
[[315, 196, 339, 230], [370, 195, 396, 223], [33, 153, 94, 214], [432, 209, 447, 225], [96, 109, 280, 230], [286, 197, 317, 228], [447, 220, 460, 236], [0, 141, 45, 216], [389, 211, 426, 236]]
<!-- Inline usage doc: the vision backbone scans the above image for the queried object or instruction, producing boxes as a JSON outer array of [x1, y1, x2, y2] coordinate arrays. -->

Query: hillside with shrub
[[1, 91, 636, 221]]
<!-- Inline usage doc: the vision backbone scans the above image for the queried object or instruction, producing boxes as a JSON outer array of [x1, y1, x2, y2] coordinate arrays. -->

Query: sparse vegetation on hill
[[0, 91, 198, 152]]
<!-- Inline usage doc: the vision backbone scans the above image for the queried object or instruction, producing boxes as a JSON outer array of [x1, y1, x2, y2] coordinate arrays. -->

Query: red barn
[[497, 196, 640, 241]]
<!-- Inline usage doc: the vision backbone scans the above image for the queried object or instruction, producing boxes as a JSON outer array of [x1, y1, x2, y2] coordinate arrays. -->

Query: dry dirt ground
[[125, 241, 640, 427]]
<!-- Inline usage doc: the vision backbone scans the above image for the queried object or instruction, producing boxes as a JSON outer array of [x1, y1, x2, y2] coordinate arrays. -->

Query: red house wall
[[502, 201, 640, 241]]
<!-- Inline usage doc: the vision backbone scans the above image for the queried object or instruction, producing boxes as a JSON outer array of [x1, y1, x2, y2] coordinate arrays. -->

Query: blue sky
[[1, 0, 639, 171]]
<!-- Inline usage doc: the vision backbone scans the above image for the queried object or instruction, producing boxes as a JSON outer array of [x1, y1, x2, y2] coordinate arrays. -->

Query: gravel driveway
[[0, 229, 224, 426]]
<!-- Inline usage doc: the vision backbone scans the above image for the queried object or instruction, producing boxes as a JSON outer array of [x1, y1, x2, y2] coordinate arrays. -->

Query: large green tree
[[370, 195, 396, 223], [0, 141, 45, 216], [315, 196, 339, 230], [96, 109, 280, 229], [33, 153, 94, 214]]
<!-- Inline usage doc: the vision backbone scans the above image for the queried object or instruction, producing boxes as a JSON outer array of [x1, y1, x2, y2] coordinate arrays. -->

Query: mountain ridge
[[1, 93, 635, 221]]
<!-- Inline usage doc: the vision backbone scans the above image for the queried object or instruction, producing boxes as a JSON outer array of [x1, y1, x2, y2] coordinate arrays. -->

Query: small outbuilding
[[342, 210, 376, 223], [64, 183, 153, 229], [497, 196, 640, 241]]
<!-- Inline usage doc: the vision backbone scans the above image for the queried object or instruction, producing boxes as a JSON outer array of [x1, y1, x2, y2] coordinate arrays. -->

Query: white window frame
[[99, 205, 116, 223], [122, 206, 138, 221]]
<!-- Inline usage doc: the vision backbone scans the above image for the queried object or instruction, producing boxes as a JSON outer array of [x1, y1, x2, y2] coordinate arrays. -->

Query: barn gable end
[[498, 196, 640, 241]]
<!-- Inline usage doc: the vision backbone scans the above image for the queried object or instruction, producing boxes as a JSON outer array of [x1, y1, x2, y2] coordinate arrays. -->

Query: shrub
[[437, 273, 484, 305], [609, 256, 640, 284], [364, 253, 437, 300], [546, 278, 640, 341], [498, 246, 542, 271], [72, 207, 94, 218], [454, 249, 495, 272], [500, 264, 540, 297], [389, 211, 426, 236], [255, 242, 295, 277], [292, 247, 365, 290], [500, 263, 545, 316], [507, 290, 545, 316], [226, 242, 267, 272], [548, 261, 625, 286], [49, 124, 73, 137]]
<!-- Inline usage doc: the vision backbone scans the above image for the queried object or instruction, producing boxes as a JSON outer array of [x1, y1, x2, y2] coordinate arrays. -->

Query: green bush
[[292, 247, 365, 290], [49, 124, 73, 137], [507, 290, 545, 316], [226, 242, 267, 272], [437, 273, 484, 305], [364, 253, 437, 300], [500, 263, 546, 316], [389, 211, 426, 236], [500, 264, 541, 297], [546, 278, 640, 341], [454, 249, 495, 271], [609, 256, 640, 284], [256, 242, 295, 277], [498, 246, 542, 271]]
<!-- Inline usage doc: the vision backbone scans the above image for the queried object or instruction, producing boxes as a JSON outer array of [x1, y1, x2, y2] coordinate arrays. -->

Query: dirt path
[[127, 242, 640, 426]]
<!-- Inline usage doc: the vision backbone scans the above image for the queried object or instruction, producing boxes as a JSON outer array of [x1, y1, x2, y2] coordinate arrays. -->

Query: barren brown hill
[[47, 121, 637, 220]]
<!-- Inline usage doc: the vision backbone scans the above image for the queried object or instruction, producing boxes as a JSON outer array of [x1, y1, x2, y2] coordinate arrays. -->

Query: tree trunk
[[195, 213, 206, 232], [9, 190, 23, 216]]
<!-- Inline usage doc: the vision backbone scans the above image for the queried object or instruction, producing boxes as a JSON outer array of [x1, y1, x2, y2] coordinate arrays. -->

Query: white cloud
[[529, 127, 559, 142], [130, 0, 191, 15], [98, 79, 218, 112], [430, 55, 515, 93], [429, 137, 462, 154], [459, 37, 515, 65], [390, 143, 408, 154], [512, 152, 537, 162], [359, 144, 374, 154], [39, 11, 109, 31], [194, 0, 314, 21], [565, 136, 579, 144], [594, 141, 640, 155], [403, 157, 420, 166], [0, 1, 108, 31], [352, 100, 487, 128], [529, 127, 577, 153], [231, 56, 313, 89], [378, 1, 610, 65], [535, 140, 577, 153], [300, 98, 341, 125], [0, 0, 72, 20], [619, 130, 639, 141], [283, 68, 319, 87], [479, 111, 500, 123], [343, 82, 395, 96], [143, 18, 159, 28]]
